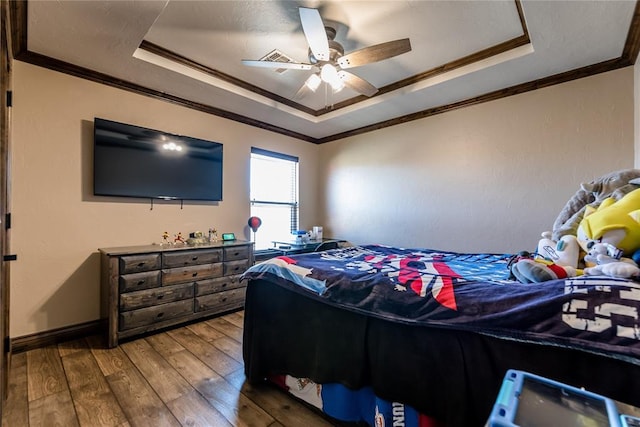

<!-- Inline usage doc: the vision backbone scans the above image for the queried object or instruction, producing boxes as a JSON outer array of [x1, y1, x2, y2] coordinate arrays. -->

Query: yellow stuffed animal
[[576, 187, 640, 256], [576, 188, 640, 278], [512, 187, 640, 283]]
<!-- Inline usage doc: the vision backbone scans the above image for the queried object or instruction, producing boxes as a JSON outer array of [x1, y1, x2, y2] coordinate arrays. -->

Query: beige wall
[[318, 68, 634, 253], [10, 62, 320, 337]]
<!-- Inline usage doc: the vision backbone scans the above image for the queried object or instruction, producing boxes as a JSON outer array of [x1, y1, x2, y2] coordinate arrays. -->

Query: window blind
[[250, 148, 299, 250]]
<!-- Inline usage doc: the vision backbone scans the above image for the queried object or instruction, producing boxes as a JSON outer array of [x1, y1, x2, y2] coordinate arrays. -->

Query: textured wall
[[10, 62, 320, 337], [318, 68, 634, 253]]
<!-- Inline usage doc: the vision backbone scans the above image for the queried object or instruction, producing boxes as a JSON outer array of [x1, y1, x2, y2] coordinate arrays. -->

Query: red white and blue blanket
[[268, 374, 442, 427], [243, 244, 640, 363]]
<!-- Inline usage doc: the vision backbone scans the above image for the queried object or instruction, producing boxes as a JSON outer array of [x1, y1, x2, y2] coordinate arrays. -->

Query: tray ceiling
[[9, 0, 640, 143]]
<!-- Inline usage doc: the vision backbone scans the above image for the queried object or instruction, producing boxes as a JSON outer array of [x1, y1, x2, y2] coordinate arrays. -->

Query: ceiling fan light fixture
[[243, 8, 411, 99], [320, 64, 342, 90], [330, 77, 344, 92], [305, 74, 322, 92]]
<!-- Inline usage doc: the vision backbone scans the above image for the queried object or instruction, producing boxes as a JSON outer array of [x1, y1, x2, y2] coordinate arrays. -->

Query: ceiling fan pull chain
[[324, 83, 328, 107]]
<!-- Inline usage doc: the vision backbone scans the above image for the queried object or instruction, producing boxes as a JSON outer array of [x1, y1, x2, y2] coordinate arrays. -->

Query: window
[[250, 148, 299, 250]]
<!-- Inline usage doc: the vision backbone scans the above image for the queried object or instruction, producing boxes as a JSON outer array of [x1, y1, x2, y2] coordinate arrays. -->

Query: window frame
[[250, 147, 300, 250]]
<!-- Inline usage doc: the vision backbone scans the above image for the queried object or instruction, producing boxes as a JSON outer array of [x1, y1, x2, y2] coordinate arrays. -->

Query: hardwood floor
[[1, 311, 338, 427]]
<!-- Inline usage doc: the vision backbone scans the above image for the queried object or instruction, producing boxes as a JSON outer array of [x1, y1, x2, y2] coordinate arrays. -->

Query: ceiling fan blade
[[338, 71, 378, 97], [337, 38, 412, 69], [299, 8, 330, 61], [241, 60, 314, 70]]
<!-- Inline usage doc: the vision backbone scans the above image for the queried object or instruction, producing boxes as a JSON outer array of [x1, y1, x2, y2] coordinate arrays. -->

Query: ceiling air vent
[[260, 49, 294, 74]]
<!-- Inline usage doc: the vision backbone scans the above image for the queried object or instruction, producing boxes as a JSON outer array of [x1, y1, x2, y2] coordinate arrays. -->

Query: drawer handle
[[137, 262, 146, 268], [157, 295, 164, 300], [222, 283, 227, 288], [157, 312, 164, 318], [221, 297, 227, 302], [137, 280, 146, 286], [192, 256, 198, 261], [192, 272, 198, 277]]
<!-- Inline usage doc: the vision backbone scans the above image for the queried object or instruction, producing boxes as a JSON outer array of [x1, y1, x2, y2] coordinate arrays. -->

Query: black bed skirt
[[243, 279, 640, 427]]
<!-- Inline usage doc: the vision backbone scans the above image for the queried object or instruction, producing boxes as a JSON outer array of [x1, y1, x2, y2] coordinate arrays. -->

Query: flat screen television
[[93, 118, 223, 201]]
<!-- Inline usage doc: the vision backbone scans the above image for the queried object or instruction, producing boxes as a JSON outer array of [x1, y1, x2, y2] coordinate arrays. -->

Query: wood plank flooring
[[1, 311, 339, 427]]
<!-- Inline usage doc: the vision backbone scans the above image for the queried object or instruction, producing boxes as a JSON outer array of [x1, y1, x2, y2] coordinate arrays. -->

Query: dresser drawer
[[224, 259, 251, 276], [120, 282, 194, 311], [163, 249, 222, 268], [119, 254, 161, 274], [195, 275, 244, 296], [119, 299, 194, 331], [195, 287, 246, 313], [224, 246, 250, 261], [119, 270, 161, 293], [162, 263, 223, 285]]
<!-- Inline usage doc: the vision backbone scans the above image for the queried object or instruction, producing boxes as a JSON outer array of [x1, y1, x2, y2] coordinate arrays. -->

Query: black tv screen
[[93, 118, 223, 201]]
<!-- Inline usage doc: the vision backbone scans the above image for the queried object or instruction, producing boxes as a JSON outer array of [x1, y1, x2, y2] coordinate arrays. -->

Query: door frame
[[1, 0, 14, 412]]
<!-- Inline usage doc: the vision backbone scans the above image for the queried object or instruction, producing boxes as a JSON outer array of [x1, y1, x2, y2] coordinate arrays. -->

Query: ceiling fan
[[241, 7, 412, 98]]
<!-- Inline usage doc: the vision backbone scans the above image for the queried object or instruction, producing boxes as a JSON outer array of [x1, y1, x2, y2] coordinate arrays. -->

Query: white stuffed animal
[[584, 261, 640, 278], [583, 242, 640, 278], [536, 231, 580, 268]]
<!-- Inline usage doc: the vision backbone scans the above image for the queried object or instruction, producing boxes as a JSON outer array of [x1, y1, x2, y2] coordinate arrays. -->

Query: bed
[[241, 244, 640, 427]]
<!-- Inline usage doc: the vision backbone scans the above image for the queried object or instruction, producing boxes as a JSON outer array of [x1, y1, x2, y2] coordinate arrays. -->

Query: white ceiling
[[22, 0, 638, 142]]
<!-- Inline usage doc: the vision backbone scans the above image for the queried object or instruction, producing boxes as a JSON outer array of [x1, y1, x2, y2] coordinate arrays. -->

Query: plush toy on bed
[[581, 242, 640, 278], [575, 187, 640, 278], [510, 233, 582, 283], [511, 172, 640, 283], [510, 257, 581, 283], [552, 169, 640, 242]]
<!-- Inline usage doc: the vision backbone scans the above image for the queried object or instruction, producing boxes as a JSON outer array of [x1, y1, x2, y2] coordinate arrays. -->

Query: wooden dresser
[[99, 240, 253, 348]]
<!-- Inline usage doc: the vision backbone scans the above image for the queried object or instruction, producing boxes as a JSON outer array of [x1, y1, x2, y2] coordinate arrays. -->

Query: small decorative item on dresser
[[248, 216, 262, 242], [187, 231, 207, 246], [161, 231, 171, 246], [174, 232, 185, 245], [208, 228, 218, 242], [222, 233, 236, 241]]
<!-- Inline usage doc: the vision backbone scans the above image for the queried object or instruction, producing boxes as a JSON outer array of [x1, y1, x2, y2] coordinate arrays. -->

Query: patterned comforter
[[242, 244, 640, 363]]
